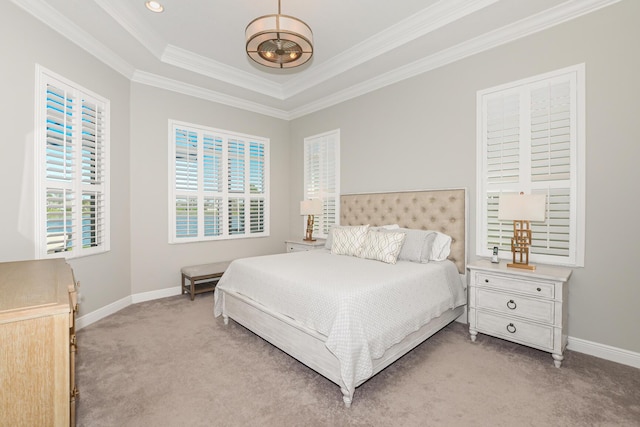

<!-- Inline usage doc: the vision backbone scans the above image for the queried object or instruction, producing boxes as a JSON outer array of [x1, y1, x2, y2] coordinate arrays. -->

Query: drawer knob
[[506, 299, 517, 310], [485, 279, 489, 283], [537, 287, 541, 292], [506, 323, 517, 333]]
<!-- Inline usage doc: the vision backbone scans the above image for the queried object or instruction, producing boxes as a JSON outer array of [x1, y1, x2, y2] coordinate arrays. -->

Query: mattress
[[214, 249, 466, 394]]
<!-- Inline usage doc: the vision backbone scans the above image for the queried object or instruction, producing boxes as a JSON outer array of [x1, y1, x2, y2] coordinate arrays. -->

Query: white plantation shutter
[[36, 66, 110, 259], [169, 121, 269, 243], [477, 65, 584, 266], [304, 130, 340, 238]]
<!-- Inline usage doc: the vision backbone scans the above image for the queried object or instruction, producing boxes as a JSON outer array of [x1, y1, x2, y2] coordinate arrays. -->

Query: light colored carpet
[[76, 293, 640, 426]]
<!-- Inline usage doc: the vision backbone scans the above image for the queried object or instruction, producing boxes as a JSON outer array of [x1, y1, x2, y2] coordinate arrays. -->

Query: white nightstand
[[285, 238, 326, 253], [467, 259, 572, 367]]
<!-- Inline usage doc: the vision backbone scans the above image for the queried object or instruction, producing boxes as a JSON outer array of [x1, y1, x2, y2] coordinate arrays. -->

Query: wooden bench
[[181, 261, 231, 301]]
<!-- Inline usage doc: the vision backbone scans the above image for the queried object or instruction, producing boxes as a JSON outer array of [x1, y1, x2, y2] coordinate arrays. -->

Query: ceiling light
[[246, 0, 313, 69], [145, 1, 164, 13]]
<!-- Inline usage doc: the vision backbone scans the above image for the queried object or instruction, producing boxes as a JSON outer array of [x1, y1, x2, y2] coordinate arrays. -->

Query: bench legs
[[181, 273, 222, 301]]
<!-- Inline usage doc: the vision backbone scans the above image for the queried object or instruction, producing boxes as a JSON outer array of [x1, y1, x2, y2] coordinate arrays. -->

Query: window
[[303, 130, 340, 238], [169, 121, 269, 243], [476, 64, 585, 267], [35, 65, 110, 259]]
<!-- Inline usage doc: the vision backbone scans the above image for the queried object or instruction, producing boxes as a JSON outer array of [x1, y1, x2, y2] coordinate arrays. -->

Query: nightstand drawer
[[476, 273, 554, 298], [476, 311, 554, 350], [476, 289, 555, 323]]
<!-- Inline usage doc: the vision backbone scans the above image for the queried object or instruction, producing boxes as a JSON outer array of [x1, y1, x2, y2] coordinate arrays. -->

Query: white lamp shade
[[498, 193, 546, 222], [246, 13, 313, 68], [300, 199, 323, 215]]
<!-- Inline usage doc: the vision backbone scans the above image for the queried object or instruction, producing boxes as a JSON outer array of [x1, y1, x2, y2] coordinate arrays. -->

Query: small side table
[[285, 238, 326, 253], [467, 259, 572, 367]]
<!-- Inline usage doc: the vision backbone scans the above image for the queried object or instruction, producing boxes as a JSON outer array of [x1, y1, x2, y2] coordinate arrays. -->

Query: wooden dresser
[[0, 259, 78, 426]]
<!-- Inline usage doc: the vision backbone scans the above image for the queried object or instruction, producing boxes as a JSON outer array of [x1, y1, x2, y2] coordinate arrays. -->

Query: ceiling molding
[[12, 0, 135, 78], [160, 45, 284, 100], [66, 0, 501, 100], [287, 0, 623, 119], [131, 70, 291, 120], [283, 0, 499, 98], [96, 0, 284, 98], [95, 0, 166, 58], [13, 0, 622, 121]]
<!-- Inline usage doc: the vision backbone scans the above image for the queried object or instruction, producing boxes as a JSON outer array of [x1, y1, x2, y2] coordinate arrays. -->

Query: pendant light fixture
[[245, 0, 313, 69]]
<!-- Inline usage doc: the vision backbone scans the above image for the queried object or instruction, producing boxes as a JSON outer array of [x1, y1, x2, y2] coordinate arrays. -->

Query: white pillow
[[358, 230, 406, 264], [430, 231, 452, 261], [383, 228, 436, 263], [331, 225, 369, 256]]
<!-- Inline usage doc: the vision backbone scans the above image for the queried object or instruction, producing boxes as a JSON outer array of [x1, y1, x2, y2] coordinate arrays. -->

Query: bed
[[214, 188, 467, 407]]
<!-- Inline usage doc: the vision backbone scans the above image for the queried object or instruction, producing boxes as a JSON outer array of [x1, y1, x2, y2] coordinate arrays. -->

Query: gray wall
[[0, 2, 132, 316], [289, 0, 640, 353], [129, 84, 290, 295]]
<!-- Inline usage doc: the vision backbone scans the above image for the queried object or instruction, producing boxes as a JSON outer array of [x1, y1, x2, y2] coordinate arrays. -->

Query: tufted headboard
[[340, 189, 467, 274]]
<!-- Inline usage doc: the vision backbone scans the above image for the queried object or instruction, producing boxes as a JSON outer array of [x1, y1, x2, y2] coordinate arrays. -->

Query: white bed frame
[[219, 189, 467, 407]]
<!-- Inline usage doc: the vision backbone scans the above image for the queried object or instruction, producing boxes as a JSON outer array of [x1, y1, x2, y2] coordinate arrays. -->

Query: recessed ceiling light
[[145, 1, 164, 13]]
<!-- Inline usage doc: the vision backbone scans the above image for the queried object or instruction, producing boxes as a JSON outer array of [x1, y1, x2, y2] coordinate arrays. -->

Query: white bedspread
[[213, 250, 465, 395]]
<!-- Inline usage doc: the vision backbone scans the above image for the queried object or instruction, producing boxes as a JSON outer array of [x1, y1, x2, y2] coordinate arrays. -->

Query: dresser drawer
[[476, 288, 555, 324], [476, 311, 554, 350], [476, 273, 554, 298]]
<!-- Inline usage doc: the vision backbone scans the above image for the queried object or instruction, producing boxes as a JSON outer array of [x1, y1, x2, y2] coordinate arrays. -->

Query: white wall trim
[[161, 45, 284, 100], [284, 0, 499, 99], [130, 286, 182, 304], [11, 0, 135, 79], [567, 336, 640, 369], [12, 0, 621, 120], [75, 286, 183, 330], [76, 295, 131, 330], [131, 70, 291, 120]]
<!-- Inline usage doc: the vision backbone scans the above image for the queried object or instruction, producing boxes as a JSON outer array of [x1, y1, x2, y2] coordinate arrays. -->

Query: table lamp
[[300, 199, 323, 241], [498, 192, 546, 270]]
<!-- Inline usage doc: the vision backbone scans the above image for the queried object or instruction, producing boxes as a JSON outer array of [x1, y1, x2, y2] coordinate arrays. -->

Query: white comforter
[[213, 250, 465, 395]]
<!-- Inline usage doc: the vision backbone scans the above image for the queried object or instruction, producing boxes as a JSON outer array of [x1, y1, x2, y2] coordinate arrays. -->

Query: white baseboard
[[76, 295, 131, 330], [130, 286, 182, 304], [567, 336, 640, 369], [76, 290, 640, 370], [76, 286, 182, 330]]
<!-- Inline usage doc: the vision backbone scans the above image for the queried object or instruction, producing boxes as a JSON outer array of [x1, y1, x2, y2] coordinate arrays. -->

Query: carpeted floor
[[76, 294, 640, 426]]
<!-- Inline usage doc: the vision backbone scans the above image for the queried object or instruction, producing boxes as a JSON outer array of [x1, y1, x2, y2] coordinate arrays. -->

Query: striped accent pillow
[[358, 230, 406, 264]]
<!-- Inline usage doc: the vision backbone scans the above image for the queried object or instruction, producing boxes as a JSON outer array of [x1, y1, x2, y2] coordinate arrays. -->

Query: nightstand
[[285, 238, 326, 253], [467, 259, 572, 367]]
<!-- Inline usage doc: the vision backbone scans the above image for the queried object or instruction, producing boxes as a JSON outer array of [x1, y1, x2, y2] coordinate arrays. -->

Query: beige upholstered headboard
[[340, 189, 467, 274]]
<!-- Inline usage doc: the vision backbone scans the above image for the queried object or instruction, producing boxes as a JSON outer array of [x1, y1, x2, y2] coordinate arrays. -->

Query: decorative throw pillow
[[331, 225, 370, 256], [325, 224, 397, 250], [358, 230, 406, 264], [384, 228, 436, 263]]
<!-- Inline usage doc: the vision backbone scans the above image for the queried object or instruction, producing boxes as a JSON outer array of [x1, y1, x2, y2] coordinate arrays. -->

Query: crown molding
[[95, 0, 166, 59], [160, 45, 284, 100], [11, 0, 135, 79], [131, 70, 291, 120], [13, 0, 622, 121], [288, 0, 622, 119], [283, 0, 499, 99], [96, 0, 284, 99]]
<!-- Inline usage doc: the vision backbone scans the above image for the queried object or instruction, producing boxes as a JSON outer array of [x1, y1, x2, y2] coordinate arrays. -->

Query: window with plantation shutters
[[303, 130, 340, 238], [169, 121, 269, 243], [35, 65, 110, 259], [477, 64, 585, 267]]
